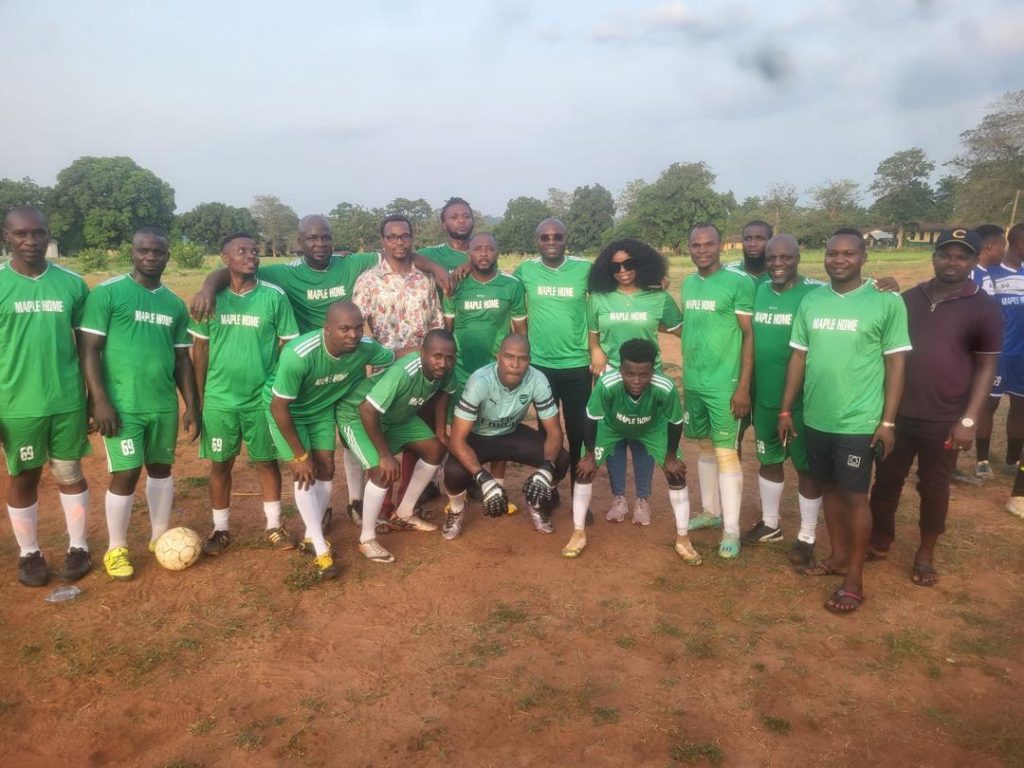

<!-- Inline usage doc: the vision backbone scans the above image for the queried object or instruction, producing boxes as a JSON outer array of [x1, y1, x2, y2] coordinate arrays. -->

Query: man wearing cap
[[868, 229, 1001, 585], [999, 224, 1024, 518]]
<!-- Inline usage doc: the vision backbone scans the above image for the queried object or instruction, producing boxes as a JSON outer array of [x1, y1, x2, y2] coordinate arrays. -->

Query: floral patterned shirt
[[352, 258, 443, 351]]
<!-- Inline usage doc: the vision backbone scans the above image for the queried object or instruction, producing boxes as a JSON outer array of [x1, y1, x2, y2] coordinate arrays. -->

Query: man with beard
[[728, 220, 772, 285]]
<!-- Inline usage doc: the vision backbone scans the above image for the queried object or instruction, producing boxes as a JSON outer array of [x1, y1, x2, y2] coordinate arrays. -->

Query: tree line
[[2, 90, 1020, 260]]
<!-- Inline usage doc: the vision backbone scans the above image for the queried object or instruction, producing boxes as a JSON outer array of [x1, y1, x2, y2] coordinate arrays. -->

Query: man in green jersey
[[779, 228, 910, 614], [81, 228, 200, 581], [741, 235, 822, 565], [338, 329, 455, 563], [0, 206, 92, 587], [417, 197, 475, 272], [681, 224, 755, 559], [727, 220, 772, 284], [267, 301, 394, 579], [189, 233, 300, 556], [443, 334, 571, 539], [513, 218, 593, 512], [443, 233, 527, 398], [561, 339, 699, 564]]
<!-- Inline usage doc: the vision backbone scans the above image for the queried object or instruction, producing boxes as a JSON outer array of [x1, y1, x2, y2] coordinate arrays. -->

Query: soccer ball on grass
[[154, 527, 202, 571]]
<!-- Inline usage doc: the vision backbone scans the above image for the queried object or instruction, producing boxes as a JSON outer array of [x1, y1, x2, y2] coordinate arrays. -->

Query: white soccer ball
[[154, 526, 202, 571]]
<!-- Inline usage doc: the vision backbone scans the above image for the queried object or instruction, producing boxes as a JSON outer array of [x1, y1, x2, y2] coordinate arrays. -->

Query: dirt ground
[[1, 257, 1022, 767]]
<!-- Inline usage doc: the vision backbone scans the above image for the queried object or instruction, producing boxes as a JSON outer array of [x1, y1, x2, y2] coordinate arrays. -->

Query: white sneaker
[[632, 497, 651, 526], [528, 504, 554, 534], [674, 535, 702, 565], [1007, 496, 1024, 519], [389, 514, 438, 532], [441, 504, 465, 540], [358, 538, 395, 563], [605, 495, 627, 522], [561, 530, 587, 558]]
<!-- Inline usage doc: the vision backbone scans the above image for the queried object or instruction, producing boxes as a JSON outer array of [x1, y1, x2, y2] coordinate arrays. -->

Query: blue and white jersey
[[988, 263, 1024, 358], [972, 265, 994, 296]]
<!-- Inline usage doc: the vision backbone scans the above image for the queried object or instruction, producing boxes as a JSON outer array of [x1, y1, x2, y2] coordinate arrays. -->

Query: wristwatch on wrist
[[960, 417, 976, 428]]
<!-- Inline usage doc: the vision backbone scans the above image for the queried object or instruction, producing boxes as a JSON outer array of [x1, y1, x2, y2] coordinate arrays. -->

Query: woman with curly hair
[[587, 238, 682, 526]]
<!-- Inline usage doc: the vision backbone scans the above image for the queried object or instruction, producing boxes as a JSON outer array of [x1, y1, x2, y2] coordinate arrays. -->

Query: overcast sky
[[1, 0, 1021, 217]]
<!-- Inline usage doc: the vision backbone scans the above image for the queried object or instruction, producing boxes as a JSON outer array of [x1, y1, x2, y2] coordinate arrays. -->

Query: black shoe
[[346, 500, 362, 526], [742, 521, 783, 545], [202, 529, 231, 556], [18, 551, 49, 587], [60, 547, 92, 582], [550, 488, 561, 509], [788, 539, 815, 566], [467, 484, 482, 502], [321, 505, 333, 534]]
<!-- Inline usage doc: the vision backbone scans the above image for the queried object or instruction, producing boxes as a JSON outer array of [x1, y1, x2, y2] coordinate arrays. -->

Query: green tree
[[384, 198, 433, 227], [545, 188, 572, 218], [250, 195, 298, 257], [48, 156, 175, 252], [565, 183, 615, 253], [933, 175, 960, 222], [624, 162, 732, 253], [0, 177, 50, 212], [808, 179, 863, 225], [869, 148, 936, 248], [328, 202, 382, 252], [614, 178, 648, 220], [175, 202, 258, 250], [493, 197, 552, 253], [950, 90, 1024, 226], [760, 183, 800, 234]]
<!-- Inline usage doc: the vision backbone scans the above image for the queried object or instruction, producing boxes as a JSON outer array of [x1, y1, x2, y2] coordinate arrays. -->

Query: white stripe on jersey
[[294, 337, 321, 357], [259, 279, 287, 296], [403, 357, 422, 375]]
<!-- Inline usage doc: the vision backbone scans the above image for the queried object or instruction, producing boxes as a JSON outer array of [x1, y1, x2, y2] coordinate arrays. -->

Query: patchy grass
[[188, 716, 216, 735], [670, 740, 724, 765], [761, 714, 792, 734]]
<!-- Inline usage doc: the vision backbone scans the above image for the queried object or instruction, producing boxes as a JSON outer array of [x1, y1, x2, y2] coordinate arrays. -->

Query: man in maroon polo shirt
[[868, 228, 1002, 586]]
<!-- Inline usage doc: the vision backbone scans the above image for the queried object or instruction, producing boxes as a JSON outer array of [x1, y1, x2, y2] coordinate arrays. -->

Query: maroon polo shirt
[[899, 280, 1002, 422]]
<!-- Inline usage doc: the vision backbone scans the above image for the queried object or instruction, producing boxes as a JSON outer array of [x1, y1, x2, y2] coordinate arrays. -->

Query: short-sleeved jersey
[[752, 276, 822, 409], [987, 264, 1024, 358], [0, 262, 89, 417], [80, 275, 191, 414], [265, 332, 394, 421], [790, 279, 912, 434], [727, 261, 771, 286], [188, 281, 300, 410], [587, 288, 682, 369], [681, 266, 755, 392], [443, 272, 527, 384], [586, 368, 684, 440], [364, 352, 455, 427], [972, 265, 995, 296], [453, 363, 559, 436], [259, 252, 379, 333], [418, 243, 469, 271], [514, 256, 591, 369]]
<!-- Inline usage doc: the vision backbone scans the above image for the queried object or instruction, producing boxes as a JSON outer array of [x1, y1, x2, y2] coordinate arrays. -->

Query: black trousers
[[444, 425, 570, 494], [534, 364, 592, 487]]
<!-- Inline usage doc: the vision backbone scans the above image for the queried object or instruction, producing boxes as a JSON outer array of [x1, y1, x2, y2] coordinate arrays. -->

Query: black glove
[[523, 460, 556, 511], [474, 469, 508, 517]]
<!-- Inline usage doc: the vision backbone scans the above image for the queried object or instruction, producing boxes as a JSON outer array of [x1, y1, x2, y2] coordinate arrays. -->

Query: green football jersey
[[364, 352, 456, 427], [259, 252, 379, 333], [587, 288, 682, 368], [587, 368, 684, 440], [681, 266, 755, 393], [752, 276, 821, 409], [513, 256, 591, 369], [443, 272, 527, 384], [266, 332, 394, 421], [418, 243, 469, 271], [453, 363, 559, 436], [727, 261, 770, 286], [790, 279, 912, 434], [80, 274, 191, 414], [0, 262, 89, 417], [188, 281, 300, 410]]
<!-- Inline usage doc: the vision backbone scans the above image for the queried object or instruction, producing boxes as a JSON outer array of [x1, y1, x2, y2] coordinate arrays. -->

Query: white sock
[[294, 482, 328, 555], [105, 491, 134, 550], [59, 490, 89, 551], [263, 500, 282, 529], [495, 476, 506, 487], [314, 479, 334, 513], [446, 490, 467, 514], [719, 472, 743, 536], [7, 503, 39, 556], [342, 450, 364, 502], [697, 456, 721, 517], [572, 483, 593, 530], [396, 461, 440, 518], [361, 481, 389, 544], [798, 493, 822, 543], [212, 507, 230, 531], [146, 475, 174, 543], [669, 488, 691, 535], [758, 476, 784, 529]]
